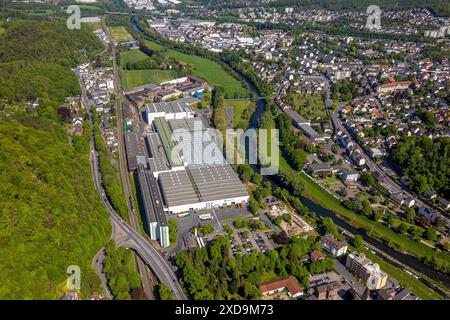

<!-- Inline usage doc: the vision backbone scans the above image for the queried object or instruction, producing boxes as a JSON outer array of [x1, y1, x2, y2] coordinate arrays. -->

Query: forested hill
[[0, 17, 111, 299], [194, 0, 450, 17], [0, 20, 101, 66]]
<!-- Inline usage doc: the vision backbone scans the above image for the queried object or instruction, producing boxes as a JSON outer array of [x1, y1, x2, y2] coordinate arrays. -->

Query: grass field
[[122, 69, 176, 89], [224, 100, 255, 129], [77, 4, 103, 10], [83, 21, 102, 31], [109, 26, 133, 43], [278, 156, 450, 265], [24, 9, 54, 16], [119, 49, 149, 68], [143, 39, 248, 98]]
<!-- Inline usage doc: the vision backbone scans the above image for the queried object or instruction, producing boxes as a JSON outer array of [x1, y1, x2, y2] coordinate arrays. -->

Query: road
[[331, 104, 449, 225], [87, 117, 186, 300], [78, 17, 186, 300], [92, 248, 113, 299], [321, 74, 449, 225], [333, 260, 366, 297], [103, 16, 157, 299]]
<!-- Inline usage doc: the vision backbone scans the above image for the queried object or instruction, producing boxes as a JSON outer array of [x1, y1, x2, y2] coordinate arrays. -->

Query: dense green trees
[[391, 136, 450, 198], [92, 110, 128, 219], [353, 235, 364, 249], [168, 218, 178, 246], [0, 18, 110, 298], [212, 87, 227, 136], [174, 233, 331, 300], [331, 80, 358, 102], [276, 112, 309, 171], [158, 284, 173, 300], [103, 241, 142, 300], [0, 19, 102, 67]]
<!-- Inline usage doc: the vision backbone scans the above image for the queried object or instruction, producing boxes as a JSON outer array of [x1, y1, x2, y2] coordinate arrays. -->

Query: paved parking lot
[[227, 225, 276, 256], [166, 209, 221, 254], [166, 206, 273, 256], [254, 232, 274, 252], [215, 206, 253, 222], [308, 271, 343, 287]]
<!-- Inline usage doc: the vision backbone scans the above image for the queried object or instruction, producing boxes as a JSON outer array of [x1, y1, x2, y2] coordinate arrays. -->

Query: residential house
[[259, 276, 303, 298], [320, 234, 348, 257], [340, 168, 360, 183], [314, 281, 341, 300]]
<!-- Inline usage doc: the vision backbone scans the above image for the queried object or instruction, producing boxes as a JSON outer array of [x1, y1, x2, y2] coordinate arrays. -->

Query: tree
[[386, 214, 395, 226], [251, 172, 262, 185], [275, 230, 289, 245], [425, 227, 437, 242], [168, 218, 178, 246], [238, 164, 253, 183], [409, 226, 423, 240], [158, 284, 173, 300], [282, 213, 292, 223], [405, 207, 416, 223], [371, 210, 383, 221], [353, 235, 363, 249], [243, 282, 262, 300], [202, 224, 214, 235], [57, 106, 71, 122], [223, 225, 233, 234], [322, 217, 338, 236], [249, 198, 259, 215], [397, 223, 409, 234], [360, 171, 375, 187]]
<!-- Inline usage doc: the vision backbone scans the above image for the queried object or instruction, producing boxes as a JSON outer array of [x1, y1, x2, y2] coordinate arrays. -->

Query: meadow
[[109, 26, 133, 42], [122, 69, 176, 89], [143, 40, 248, 98], [223, 100, 255, 129], [119, 49, 149, 67]]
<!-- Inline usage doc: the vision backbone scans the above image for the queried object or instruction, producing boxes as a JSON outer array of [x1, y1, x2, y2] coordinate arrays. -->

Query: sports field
[[143, 40, 248, 98], [122, 69, 176, 89], [119, 49, 149, 68], [109, 26, 133, 42]]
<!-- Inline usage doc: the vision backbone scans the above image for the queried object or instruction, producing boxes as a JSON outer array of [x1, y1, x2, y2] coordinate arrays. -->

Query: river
[[129, 15, 450, 292]]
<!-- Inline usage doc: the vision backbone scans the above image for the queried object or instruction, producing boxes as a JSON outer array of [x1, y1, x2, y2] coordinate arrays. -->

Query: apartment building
[[346, 252, 388, 290]]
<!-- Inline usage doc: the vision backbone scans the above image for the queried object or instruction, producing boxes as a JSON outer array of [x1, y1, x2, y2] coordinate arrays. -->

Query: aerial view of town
[[0, 0, 449, 308]]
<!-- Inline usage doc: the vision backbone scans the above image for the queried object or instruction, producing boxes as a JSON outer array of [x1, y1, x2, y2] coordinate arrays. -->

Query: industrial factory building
[[158, 164, 249, 214], [139, 115, 249, 214], [145, 101, 195, 124], [130, 99, 249, 243]]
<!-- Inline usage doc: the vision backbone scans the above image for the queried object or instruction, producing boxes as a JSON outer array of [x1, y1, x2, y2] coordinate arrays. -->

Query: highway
[[87, 114, 186, 300], [103, 16, 158, 299], [78, 17, 186, 300]]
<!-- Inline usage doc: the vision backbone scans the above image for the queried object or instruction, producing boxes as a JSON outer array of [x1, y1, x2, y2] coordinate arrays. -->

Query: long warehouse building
[[136, 164, 170, 247]]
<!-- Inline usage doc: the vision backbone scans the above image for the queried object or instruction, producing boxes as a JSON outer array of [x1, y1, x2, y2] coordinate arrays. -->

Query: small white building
[[340, 169, 360, 182]]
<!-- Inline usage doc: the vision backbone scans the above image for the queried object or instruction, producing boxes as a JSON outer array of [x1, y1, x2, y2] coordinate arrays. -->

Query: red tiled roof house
[[258, 276, 303, 298]]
